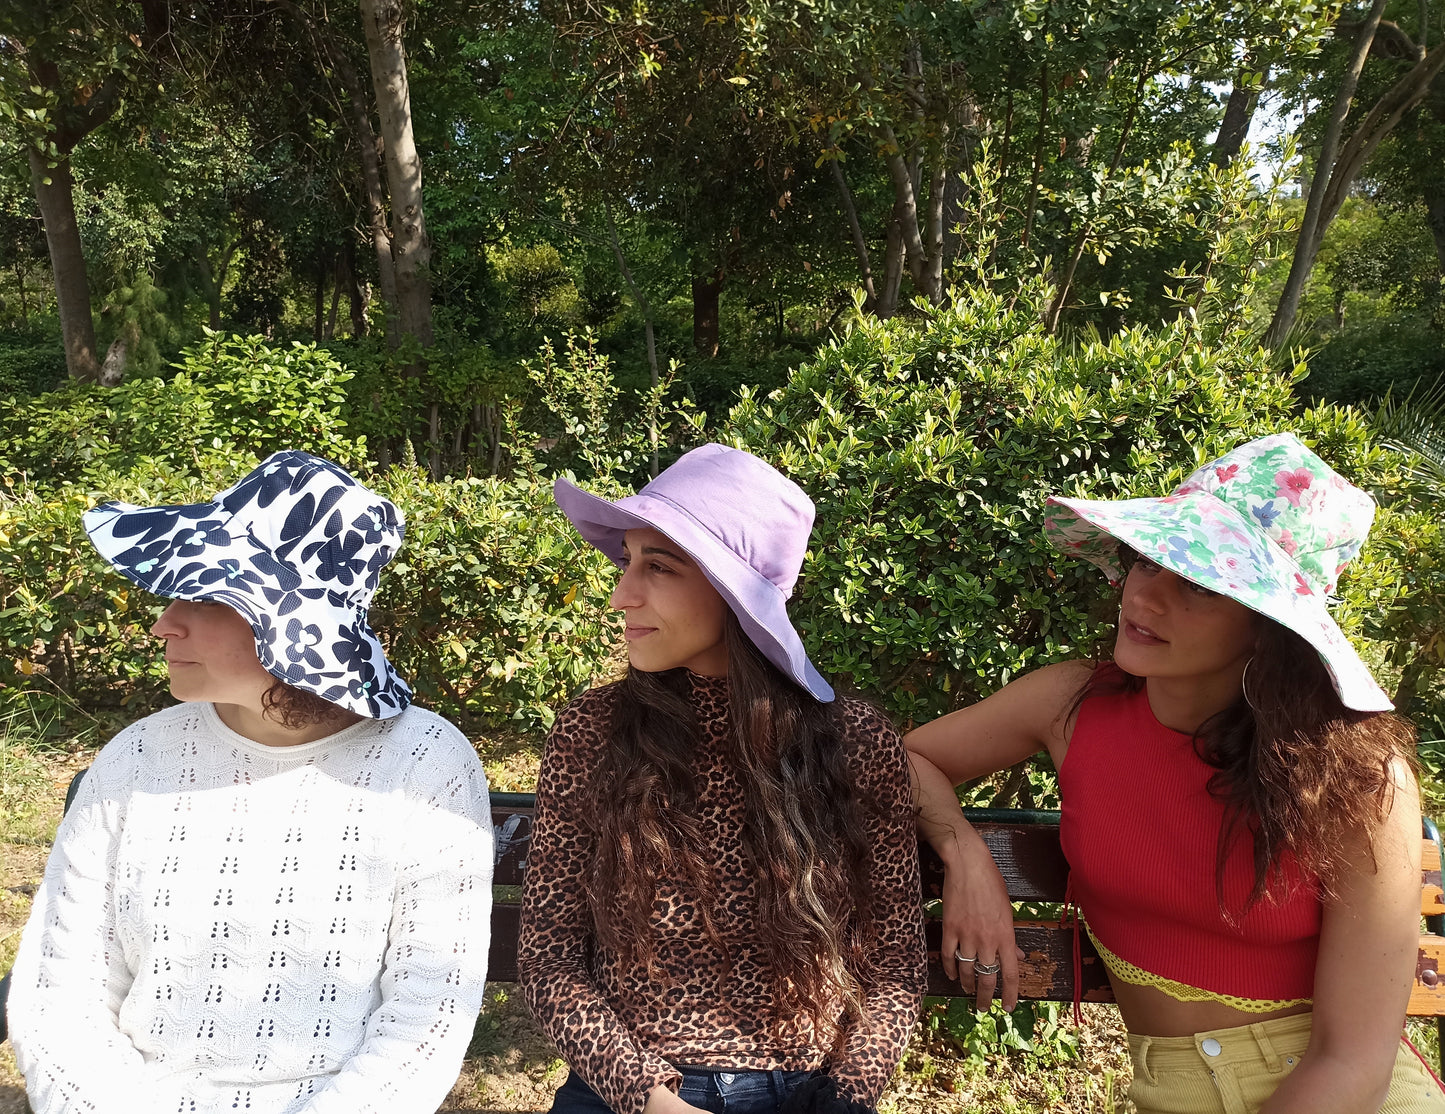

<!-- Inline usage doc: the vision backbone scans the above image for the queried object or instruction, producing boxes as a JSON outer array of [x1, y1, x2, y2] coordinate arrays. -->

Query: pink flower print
[[1293, 573, 1314, 596], [1214, 464, 1239, 484], [1275, 529, 1298, 556], [1175, 481, 1204, 496], [1274, 468, 1314, 507]]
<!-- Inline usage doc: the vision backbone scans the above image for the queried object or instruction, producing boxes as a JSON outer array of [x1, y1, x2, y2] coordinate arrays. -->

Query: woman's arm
[[517, 691, 700, 1114], [300, 723, 495, 1114], [903, 662, 1090, 1010], [8, 744, 159, 1114], [1258, 759, 1423, 1114]]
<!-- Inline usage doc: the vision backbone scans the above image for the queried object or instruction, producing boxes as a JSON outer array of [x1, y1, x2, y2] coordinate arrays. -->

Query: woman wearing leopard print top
[[519, 445, 926, 1114]]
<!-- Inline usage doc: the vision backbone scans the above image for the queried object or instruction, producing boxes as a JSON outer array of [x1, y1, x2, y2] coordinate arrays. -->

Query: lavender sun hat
[[1042, 432, 1391, 712], [553, 443, 835, 702], [83, 451, 411, 719]]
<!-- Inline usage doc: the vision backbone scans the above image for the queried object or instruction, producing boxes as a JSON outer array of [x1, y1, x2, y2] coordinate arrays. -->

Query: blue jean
[[548, 1067, 814, 1114]]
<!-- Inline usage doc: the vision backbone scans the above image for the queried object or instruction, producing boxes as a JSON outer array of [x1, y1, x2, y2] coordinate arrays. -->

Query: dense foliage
[[3, 292, 1439, 742]]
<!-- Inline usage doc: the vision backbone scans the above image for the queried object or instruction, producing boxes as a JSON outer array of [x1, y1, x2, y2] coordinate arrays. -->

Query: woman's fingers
[[1000, 945, 1025, 1012]]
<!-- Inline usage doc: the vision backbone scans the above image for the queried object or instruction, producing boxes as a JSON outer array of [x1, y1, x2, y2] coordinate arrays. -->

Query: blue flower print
[[350, 504, 398, 545], [196, 558, 264, 593], [284, 618, 327, 670], [222, 457, 305, 513], [146, 560, 211, 598], [262, 584, 329, 617], [248, 549, 303, 592], [105, 503, 211, 545], [115, 537, 178, 579], [172, 519, 232, 558], [331, 621, 373, 671], [252, 612, 281, 650], [1251, 500, 1282, 530], [305, 530, 368, 587], [1165, 536, 1219, 581], [346, 659, 380, 702], [275, 488, 347, 560]]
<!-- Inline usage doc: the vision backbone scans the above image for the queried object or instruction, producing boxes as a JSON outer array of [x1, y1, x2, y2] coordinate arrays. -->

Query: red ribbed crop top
[[1058, 668, 1322, 1003]]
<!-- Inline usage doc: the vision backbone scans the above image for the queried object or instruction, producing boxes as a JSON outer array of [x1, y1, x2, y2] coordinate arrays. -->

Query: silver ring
[[973, 960, 1002, 977], [953, 950, 977, 964]]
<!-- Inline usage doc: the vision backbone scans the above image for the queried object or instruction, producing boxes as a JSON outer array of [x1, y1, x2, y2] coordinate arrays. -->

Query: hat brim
[[83, 500, 410, 719], [554, 478, 834, 701], [1044, 492, 1392, 712]]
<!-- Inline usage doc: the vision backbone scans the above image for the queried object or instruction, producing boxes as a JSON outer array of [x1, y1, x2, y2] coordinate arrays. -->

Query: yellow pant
[[1127, 1013, 1445, 1114]]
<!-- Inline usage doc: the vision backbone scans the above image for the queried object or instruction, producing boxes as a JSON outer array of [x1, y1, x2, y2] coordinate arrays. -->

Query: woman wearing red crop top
[[906, 433, 1444, 1114]]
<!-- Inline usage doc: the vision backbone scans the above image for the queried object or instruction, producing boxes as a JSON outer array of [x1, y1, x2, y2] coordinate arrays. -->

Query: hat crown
[[1171, 433, 1374, 596], [215, 451, 404, 605], [636, 444, 814, 596]]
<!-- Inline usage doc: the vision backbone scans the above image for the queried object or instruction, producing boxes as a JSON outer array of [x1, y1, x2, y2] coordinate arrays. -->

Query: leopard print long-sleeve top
[[518, 672, 925, 1114]]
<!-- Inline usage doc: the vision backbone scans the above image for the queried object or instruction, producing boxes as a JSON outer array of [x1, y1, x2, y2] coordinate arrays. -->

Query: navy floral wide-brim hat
[[83, 451, 412, 719]]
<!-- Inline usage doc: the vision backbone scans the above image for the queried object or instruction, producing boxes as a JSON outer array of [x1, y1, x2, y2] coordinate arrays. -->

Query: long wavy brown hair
[[584, 610, 880, 1049], [1077, 548, 1416, 914]]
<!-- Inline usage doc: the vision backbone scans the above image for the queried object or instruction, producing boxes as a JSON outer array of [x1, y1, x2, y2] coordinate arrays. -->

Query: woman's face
[[1114, 554, 1258, 687], [151, 599, 276, 708], [609, 527, 730, 677]]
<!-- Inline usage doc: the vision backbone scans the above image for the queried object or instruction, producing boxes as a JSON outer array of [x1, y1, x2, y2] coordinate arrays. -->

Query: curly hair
[[261, 678, 351, 730], [584, 610, 879, 1051], [1077, 547, 1416, 915]]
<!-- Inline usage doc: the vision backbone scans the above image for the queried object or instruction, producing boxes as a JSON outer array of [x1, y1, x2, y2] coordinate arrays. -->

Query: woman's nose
[[609, 565, 641, 610], [150, 601, 184, 639]]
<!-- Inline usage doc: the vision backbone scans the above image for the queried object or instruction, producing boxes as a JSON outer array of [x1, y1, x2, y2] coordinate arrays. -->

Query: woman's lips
[[1122, 620, 1166, 645], [623, 626, 656, 641]]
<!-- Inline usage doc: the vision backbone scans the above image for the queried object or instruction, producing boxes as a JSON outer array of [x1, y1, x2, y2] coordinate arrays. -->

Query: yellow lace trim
[[1086, 926, 1312, 1013]]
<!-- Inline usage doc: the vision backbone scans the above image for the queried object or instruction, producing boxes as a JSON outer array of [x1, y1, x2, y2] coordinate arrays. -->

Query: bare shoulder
[[904, 660, 1096, 781], [988, 660, 1096, 742]]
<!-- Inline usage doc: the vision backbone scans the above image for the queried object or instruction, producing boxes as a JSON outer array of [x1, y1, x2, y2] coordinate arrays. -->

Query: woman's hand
[[940, 828, 1025, 1012], [643, 1084, 709, 1114]]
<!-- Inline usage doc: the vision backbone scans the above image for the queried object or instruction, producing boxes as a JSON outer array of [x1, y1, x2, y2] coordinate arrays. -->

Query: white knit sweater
[[8, 701, 494, 1114]]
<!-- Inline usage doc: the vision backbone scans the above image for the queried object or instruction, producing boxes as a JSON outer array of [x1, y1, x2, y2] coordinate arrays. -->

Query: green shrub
[[371, 469, 619, 730], [0, 333, 365, 486], [1301, 320, 1445, 406], [0, 337, 67, 397], [724, 285, 1403, 729]]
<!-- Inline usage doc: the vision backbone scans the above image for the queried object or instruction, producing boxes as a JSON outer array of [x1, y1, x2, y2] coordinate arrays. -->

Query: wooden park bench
[[488, 791, 1445, 1073], [7, 787, 1445, 1075]]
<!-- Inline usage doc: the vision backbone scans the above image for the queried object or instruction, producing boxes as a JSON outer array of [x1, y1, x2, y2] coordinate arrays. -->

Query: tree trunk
[[877, 210, 906, 318], [28, 148, 99, 382], [691, 270, 723, 357], [1021, 61, 1050, 252], [325, 253, 344, 339], [830, 157, 877, 310], [1317, 41, 1445, 229], [313, 256, 328, 341], [334, 42, 400, 334], [1425, 180, 1445, 276], [13, 258, 29, 325], [359, 0, 432, 352], [1212, 64, 1269, 167], [604, 202, 660, 476], [1264, 0, 1389, 349]]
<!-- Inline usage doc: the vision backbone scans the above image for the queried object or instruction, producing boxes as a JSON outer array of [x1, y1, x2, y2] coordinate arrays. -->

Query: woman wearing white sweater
[[7, 451, 494, 1114]]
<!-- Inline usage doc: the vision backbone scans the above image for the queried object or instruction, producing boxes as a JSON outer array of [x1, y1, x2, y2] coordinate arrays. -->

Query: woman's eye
[[1184, 579, 1219, 598], [1135, 556, 1162, 573]]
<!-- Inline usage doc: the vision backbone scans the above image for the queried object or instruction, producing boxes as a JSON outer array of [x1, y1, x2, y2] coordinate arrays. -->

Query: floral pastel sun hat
[[1042, 432, 1392, 712], [83, 451, 411, 719]]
